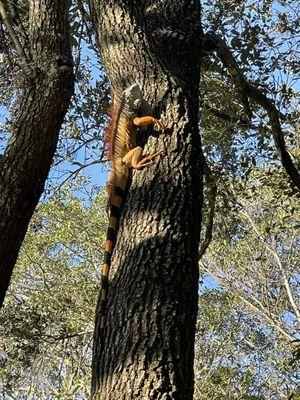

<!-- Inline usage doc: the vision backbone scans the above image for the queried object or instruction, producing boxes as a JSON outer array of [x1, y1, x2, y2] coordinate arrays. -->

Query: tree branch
[[0, 0, 31, 74], [199, 156, 217, 259], [205, 33, 300, 192], [45, 330, 93, 342], [203, 104, 257, 128], [199, 261, 295, 342], [239, 208, 300, 323]]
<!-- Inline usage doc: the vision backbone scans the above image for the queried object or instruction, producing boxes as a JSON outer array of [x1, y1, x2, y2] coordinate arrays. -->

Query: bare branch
[[239, 208, 300, 323], [45, 331, 93, 342], [51, 158, 103, 196], [199, 261, 295, 342]]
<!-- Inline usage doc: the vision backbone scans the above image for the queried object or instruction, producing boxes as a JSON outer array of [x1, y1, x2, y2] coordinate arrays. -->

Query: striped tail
[[99, 179, 127, 329]]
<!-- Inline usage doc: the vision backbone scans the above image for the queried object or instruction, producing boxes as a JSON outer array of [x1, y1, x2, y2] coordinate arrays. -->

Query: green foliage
[[195, 287, 299, 399], [201, 0, 300, 188], [0, 180, 106, 398], [198, 165, 300, 398]]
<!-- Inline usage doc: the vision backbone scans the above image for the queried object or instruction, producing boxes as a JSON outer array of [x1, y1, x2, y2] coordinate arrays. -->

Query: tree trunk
[[91, 1, 203, 399], [0, 0, 74, 307]]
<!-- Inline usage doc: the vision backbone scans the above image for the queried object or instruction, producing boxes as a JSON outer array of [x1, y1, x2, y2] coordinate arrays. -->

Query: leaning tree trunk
[[0, 0, 74, 307], [91, 1, 203, 399]]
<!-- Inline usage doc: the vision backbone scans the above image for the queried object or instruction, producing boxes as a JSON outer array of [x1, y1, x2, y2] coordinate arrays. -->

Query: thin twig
[[199, 261, 295, 342], [45, 330, 93, 342], [239, 208, 300, 323]]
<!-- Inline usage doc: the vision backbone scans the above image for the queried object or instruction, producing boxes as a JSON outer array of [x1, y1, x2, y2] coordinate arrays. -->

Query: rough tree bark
[[91, 1, 203, 399], [0, 0, 74, 307]]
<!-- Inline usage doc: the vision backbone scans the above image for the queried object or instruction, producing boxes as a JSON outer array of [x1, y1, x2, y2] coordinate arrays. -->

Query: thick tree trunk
[[91, 1, 203, 399], [0, 0, 74, 307]]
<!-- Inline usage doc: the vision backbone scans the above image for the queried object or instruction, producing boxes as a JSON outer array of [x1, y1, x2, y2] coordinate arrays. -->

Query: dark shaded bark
[[0, 0, 74, 307], [91, 1, 203, 398]]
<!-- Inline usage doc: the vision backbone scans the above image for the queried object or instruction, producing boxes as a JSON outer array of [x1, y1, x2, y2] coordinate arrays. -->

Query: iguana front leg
[[123, 115, 164, 168], [123, 147, 163, 170], [133, 116, 164, 131]]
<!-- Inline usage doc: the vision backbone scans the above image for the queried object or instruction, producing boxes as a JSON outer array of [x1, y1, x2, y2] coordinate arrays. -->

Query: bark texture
[[0, 0, 74, 307], [91, 1, 203, 399]]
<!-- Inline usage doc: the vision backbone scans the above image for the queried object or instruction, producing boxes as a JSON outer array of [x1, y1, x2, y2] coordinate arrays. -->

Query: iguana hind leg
[[123, 147, 163, 170]]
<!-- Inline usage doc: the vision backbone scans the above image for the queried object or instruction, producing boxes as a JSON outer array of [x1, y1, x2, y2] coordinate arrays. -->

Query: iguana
[[100, 83, 164, 328]]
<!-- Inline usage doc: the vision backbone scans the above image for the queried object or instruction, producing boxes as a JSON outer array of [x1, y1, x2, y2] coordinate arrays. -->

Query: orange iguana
[[100, 83, 164, 328]]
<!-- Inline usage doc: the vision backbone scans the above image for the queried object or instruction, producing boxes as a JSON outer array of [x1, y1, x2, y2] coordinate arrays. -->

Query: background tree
[[0, 180, 101, 399], [0, 0, 74, 306]]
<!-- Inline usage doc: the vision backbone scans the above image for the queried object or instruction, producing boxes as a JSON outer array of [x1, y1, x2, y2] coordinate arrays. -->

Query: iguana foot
[[136, 150, 164, 169]]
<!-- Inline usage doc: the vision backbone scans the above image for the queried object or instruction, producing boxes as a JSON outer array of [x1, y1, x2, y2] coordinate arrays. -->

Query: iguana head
[[123, 83, 143, 112]]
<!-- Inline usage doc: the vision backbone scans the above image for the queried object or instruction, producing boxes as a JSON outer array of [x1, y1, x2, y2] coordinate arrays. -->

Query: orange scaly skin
[[100, 84, 164, 329]]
